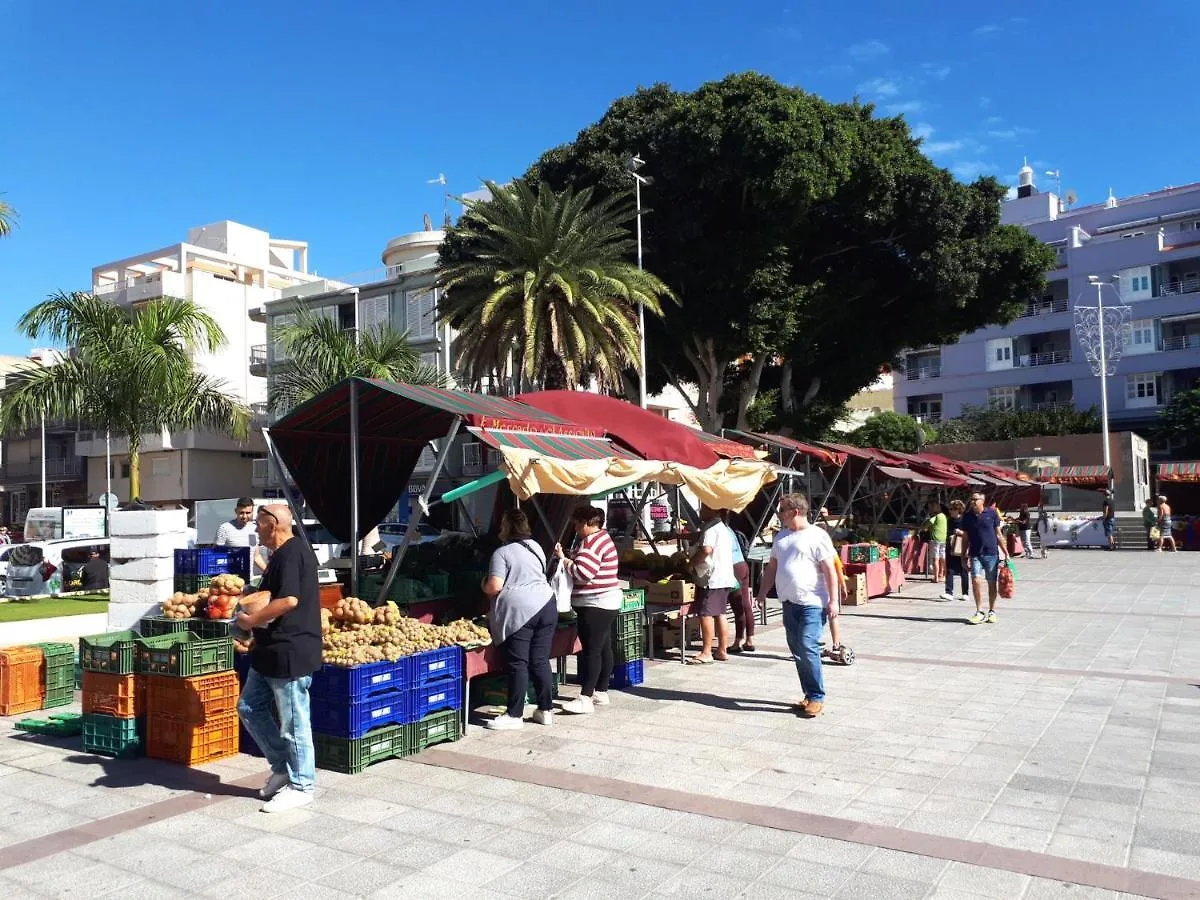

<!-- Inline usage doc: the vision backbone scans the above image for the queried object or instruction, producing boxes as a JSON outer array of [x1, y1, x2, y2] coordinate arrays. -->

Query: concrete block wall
[[107, 509, 191, 632]]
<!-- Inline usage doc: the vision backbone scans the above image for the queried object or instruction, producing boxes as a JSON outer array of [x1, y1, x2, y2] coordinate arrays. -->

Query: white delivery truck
[[23, 507, 109, 542]]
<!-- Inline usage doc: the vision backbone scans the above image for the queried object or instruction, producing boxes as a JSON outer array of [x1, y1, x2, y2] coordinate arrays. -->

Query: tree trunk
[[735, 354, 768, 432], [542, 353, 569, 391], [780, 359, 795, 415], [128, 433, 142, 502], [682, 336, 728, 432]]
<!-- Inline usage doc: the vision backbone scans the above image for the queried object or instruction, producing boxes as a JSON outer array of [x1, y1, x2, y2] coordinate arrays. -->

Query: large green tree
[[935, 404, 1102, 443], [438, 179, 674, 391], [846, 411, 936, 452], [531, 73, 1056, 431], [0, 292, 250, 499], [1155, 389, 1200, 456], [269, 310, 444, 414]]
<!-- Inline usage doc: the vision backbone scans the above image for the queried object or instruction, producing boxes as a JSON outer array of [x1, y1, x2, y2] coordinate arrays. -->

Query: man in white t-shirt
[[754, 493, 837, 717], [688, 505, 736, 664], [215, 497, 269, 575]]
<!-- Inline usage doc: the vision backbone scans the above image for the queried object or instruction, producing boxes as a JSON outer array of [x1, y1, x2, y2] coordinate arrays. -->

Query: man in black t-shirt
[[236, 504, 321, 813]]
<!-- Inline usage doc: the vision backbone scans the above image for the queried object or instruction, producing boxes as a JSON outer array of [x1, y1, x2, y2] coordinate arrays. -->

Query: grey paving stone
[[1133, 825, 1200, 856], [200, 867, 310, 899], [530, 838, 618, 872], [935, 860, 1033, 899], [258, 845, 362, 882], [757, 857, 857, 895], [316, 858, 415, 895], [1045, 833, 1130, 866], [832, 870, 930, 900], [419, 847, 523, 886]]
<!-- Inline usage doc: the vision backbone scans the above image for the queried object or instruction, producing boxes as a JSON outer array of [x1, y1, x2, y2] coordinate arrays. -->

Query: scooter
[[821, 644, 856, 666]]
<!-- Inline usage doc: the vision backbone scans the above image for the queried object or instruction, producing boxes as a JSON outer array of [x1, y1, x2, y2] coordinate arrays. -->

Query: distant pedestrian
[[1016, 505, 1033, 559], [925, 500, 948, 585], [942, 499, 969, 601], [0, 526, 10, 545], [1102, 491, 1116, 551], [725, 515, 756, 654], [1036, 503, 1049, 558], [1157, 495, 1177, 552], [754, 494, 838, 718], [1142, 497, 1158, 550], [80, 548, 109, 590], [958, 492, 1006, 625], [687, 504, 736, 664], [216, 497, 270, 575]]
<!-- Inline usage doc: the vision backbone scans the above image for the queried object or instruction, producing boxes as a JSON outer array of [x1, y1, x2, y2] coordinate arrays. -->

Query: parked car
[[377, 522, 445, 549], [0, 543, 21, 594], [5, 538, 111, 597]]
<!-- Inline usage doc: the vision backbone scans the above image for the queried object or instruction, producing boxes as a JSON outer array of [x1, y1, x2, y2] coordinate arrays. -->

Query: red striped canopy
[[1038, 465, 1111, 487], [1158, 462, 1200, 483]]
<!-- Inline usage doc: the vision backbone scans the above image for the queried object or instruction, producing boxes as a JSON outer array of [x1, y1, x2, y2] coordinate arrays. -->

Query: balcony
[[905, 363, 942, 381], [250, 402, 269, 425], [1018, 350, 1071, 368], [249, 344, 267, 376], [1159, 276, 1200, 297], [94, 270, 187, 306], [1018, 297, 1069, 318], [1162, 334, 1200, 353], [1029, 400, 1074, 412], [1, 457, 83, 481]]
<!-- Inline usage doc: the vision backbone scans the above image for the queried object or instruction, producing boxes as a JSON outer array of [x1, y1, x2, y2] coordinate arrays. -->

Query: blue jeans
[[782, 602, 826, 702], [970, 554, 1000, 585], [237, 669, 316, 792]]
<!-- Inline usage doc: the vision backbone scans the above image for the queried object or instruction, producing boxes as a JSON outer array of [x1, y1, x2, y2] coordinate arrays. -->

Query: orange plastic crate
[[81, 672, 139, 718], [146, 712, 239, 765], [145, 671, 239, 724], [0, 646, 45, 716]]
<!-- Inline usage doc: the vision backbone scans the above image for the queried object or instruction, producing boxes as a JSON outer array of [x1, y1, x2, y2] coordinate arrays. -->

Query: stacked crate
[[140, 630, 237, 765], [0, 647, 45, 716], [78, 630, 175, 757], [173, 547, 252, 596], [310, 647, 464, 774], [611, 588, 647, 689]]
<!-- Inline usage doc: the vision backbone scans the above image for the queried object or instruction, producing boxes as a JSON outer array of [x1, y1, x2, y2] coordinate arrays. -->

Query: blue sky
[[1, 0, 1195, 356]]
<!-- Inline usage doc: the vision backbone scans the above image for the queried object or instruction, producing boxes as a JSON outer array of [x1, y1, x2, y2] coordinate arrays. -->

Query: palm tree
[[0, 292, 251, 500], [268, 311, 443, 414], [0, 196, 16, 239], [438, 179, 675, 391]]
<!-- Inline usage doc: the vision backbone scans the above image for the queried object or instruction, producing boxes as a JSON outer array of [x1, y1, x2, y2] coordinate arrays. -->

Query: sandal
[[687, 656, 714, 665], [727, 645, 744, 655], [742, 642, 756, 652]]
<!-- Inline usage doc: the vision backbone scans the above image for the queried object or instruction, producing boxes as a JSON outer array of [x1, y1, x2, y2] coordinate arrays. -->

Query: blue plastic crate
[[410, 678, 462, 720], [405, 647, 463, 686], [174, 547, 251, 578], [310, 659, 407, 700], [610, 659, 645, 689], [310, 689, 411, 739]]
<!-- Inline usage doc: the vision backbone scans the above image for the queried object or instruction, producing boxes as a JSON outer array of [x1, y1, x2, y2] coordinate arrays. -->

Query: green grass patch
[[0, 595, 110, 623]]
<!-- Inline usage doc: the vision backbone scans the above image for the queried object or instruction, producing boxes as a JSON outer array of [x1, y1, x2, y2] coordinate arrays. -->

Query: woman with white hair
[[1157, 496, 1177, 552]]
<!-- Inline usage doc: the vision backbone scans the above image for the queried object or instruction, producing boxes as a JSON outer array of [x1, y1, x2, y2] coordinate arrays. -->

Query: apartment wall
[[183, 450, 256, 500], [188, 271, 270, 404]]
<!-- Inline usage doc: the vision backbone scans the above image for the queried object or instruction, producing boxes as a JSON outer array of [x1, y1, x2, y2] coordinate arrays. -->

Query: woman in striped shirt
[[554, 505, 621, 715]]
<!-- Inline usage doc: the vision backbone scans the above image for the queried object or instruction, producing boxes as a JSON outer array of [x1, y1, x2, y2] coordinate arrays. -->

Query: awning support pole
[[261, 427, 315, 556], [528, 495, 557, 547], [376, 416, 463, 603], [456, 498, 480, 537], [349, 379, 361, 599], [817, 460, 846, 519], [846, 460, 875, 515]]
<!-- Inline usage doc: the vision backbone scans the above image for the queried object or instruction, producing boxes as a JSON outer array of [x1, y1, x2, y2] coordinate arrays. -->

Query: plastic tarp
[[1158, 462, 1200, 483], [874, 464, 956, 487], [1038, 465, 1112, 487], [739, 432, 846, 468]]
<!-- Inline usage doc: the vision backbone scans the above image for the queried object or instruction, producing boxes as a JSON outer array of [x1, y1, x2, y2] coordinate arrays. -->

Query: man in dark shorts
[[958, 492, 1006, 625], [236, 504, 321, 813], [689, 504, 735, 664], [1102, 491, 1116, 550]]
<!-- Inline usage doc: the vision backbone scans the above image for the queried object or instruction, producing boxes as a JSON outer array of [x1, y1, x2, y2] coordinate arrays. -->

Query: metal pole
[[636, 177, 647, 409], [40, 412, 46, 507], [349, 380, 361, 598], [105, 430, 111, 501], [261, 428, 314, 555], [1096, 281, 1112, 471]]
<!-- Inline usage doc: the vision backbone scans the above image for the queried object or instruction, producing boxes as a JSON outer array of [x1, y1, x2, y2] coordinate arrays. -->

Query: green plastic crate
[[620, 588, 645, 612], [612, 631, 644, 664], [136, 633, 234, 677], [186, 617, 235, 640], [82, 713, 143, 758], [79, 631, 178, 675], [614, 610, 645, 641], [474, 673, 559, 708], [173, 574, 213, 594], [314, 724, 412, 774], [359, 573, 422, 604], [33, 643, 75, 691], [42, 683, 73, 709], [15, 712, 83, 737], [423, 571, 450, 596], [138, 616, 191, 637], [409, 709, 460, 751], [846, 544, 881, 564]]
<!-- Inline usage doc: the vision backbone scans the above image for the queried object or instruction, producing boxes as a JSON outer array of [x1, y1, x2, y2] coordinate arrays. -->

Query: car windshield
[[8, 545, 43, 567], [305, 523, 340, 545]]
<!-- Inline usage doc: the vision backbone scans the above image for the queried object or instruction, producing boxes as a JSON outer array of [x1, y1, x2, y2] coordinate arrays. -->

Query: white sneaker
[[260, 786, 313, 814], [531, 709, 553, 727], [592, 692, 611, 707], [560, 696, 595, 715], [259, 771, 290, 800], [939, 592, 954, 601], [485, 714, 525, 731]]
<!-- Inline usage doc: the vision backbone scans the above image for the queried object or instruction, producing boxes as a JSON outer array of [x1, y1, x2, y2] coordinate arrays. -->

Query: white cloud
[[987, 126, 1035, 140], [951, 160, 999, 180], [1005, 186, 1018, 199], [985, 115, 1003, 126], [979, 96, 992, 109], [848, 39, 889, 61], [972, 23, 1001, 36], [858, 77, 900, 97], [921, 63, 951, 79], [1009, 15, 1029, 25], [912, 122, 935, 140], [924, 140, 964, 155], [884, 100, 924, 115]]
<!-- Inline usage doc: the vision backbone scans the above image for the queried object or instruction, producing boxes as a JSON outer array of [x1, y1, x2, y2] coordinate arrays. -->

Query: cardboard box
[[644, 579, 696, 606], [843, 573, 868, 606]]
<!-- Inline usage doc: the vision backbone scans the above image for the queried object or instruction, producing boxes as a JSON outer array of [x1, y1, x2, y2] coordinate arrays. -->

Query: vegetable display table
[[645, 601, 699, 664], [844, 558, 904, 599]]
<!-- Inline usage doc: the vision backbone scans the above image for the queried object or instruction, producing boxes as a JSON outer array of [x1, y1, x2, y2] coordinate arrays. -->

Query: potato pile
[[202, 574, 246, 597], [320, 601, 492, 667], [161, 592, 199, 619]]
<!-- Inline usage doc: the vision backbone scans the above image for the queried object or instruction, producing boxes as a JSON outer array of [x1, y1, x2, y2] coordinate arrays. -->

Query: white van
[[23, 507, 108, 542], [6, 538, 111, 596]]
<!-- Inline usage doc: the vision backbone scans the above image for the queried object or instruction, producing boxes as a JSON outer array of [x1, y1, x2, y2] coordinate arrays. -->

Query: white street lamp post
[[627, 155, 652, 409], [1093, 278, 1111, 471], [40, 412, 46, 507], [1078, 274, 1129, 476]]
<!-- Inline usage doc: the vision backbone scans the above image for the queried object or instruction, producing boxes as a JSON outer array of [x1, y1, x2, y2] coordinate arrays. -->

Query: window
[[1125, 372, 1161, 408], [121, 463, 131, 479], [270, 313, 295, 362], [151, 457, 171, 477], [360, 294, 390, 333], [988, 386, 1016, 410], [405, 288, 437, 339], [986, 338, 1013, 371], [1120, 265, 1152, 300], [462, 442, 483, 472], [420, 352, 439, 371], [1120, 231, 1146, 239], [1125, 319, 1156, 355], [908, 399, 942, 421]]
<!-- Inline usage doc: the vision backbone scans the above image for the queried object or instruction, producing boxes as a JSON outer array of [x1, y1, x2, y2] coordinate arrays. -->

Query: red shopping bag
[[998, 560, 1016, 599], [1008, 533, 1024, 557]]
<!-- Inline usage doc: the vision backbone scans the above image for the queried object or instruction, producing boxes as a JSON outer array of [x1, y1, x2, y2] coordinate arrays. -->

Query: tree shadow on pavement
[[619, 684, 798, 714]]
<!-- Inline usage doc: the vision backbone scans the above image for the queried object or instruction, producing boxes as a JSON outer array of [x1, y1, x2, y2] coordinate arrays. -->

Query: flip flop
[[687, 656, 714, 665], [713, 653, 729, 662]]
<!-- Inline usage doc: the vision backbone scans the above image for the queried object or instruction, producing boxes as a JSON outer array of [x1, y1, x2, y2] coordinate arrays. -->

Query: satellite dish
[[1065, 189, 1078, 207]]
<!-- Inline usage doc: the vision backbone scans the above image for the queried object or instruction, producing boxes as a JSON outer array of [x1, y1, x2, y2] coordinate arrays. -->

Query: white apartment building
[[83, 220, 326, 505]]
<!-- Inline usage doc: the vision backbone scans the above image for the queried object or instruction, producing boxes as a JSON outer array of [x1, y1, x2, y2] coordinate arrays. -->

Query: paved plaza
[[0, 549, 1198, 899]]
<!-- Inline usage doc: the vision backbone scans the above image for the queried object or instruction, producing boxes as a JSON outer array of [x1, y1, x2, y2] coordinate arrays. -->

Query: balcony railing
[[250, 345, 267, 365], [1018, 350, 1071, 367], [2, 457, 83, 480], [1159, 277, 1200, 297], [250, 402, 269, 424], [910, 411, 942, 423], [1161, 335, 1200, 353], [1029, 400, 1074, 412], [1018, 298, 1069, 318], [905, 364, 942, 381]]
